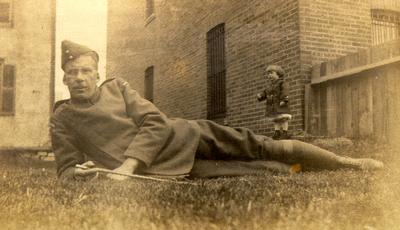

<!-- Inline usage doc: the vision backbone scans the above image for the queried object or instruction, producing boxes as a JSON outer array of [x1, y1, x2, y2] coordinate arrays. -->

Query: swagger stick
[[75, 164, 194, 185]]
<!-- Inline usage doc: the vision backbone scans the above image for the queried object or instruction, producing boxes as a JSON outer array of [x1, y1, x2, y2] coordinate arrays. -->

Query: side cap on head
[[61, 40, 99, 70]]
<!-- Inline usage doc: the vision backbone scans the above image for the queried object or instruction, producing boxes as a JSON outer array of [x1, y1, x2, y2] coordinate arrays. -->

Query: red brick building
[[107, 0, 399, 135]]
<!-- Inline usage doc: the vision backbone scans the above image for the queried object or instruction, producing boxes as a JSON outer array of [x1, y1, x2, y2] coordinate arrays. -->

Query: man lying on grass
[[50, 40, 383, 181]]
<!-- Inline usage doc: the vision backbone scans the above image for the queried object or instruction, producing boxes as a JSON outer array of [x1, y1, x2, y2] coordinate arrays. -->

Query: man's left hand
[[107, 158, 142, 181]]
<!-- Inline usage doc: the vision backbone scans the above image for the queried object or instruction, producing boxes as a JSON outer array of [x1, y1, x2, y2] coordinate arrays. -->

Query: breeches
[[194, 120, 292, 162], [193, 119, 340, 169]]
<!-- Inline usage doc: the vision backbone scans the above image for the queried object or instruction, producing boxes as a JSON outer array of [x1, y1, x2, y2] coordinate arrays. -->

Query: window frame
[[0, 0, 13, 28], [144, 66, 154, 103], [0, 59, 16, 116], [145, 0, 155, 26], [206, 23, 227, 119], [371, 8, 400, 45]]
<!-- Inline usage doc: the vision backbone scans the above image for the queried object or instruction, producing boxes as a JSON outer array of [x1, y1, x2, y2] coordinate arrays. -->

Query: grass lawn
[[1, 141, 399, 230]]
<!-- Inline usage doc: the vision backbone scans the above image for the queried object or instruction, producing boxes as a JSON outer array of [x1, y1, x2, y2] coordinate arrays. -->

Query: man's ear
[[96, 73, 100, 82]]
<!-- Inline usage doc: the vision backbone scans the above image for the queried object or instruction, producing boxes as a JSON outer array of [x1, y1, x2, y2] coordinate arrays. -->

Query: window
[[146, 0, 154, 18], [371, 9, 400, 45], [207, 23, 226, 119], [145, 0, 155, 25], [144, 66, 154, 102], [0, 59, 15, 115], [0, 0, 12, 27]]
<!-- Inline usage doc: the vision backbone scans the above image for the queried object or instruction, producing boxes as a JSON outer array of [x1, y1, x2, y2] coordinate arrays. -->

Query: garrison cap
[[61, 40, 99, 70], [266, 65, 285, 78]]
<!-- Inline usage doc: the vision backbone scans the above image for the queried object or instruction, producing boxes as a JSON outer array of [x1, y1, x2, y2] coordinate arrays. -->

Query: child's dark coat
[[257, 78, 290, 117]]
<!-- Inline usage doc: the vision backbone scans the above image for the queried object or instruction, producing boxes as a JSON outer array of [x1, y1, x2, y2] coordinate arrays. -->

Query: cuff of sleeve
[[58, 167, 76, 181], [123, 151, 153, 168]]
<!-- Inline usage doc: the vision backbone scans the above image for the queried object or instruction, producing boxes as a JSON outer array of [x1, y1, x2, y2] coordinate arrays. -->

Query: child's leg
[[279, 120, 290, 139], [281, 120, 289, 131], [263, 139, 383, 170], [272, 122, 281, 140]]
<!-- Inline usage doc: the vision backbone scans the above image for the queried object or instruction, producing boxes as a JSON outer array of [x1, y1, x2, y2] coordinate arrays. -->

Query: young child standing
[[257, 65, 292, 140]]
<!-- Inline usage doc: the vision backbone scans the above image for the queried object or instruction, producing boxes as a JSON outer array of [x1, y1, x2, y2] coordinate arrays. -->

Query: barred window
[[207, 23, 226, 119], [146, 0, 154, 19], [0, 60, 16, 115], [0, 0, 12, 27], [371, 9, 400, 45], [144, 66, 154, 102]]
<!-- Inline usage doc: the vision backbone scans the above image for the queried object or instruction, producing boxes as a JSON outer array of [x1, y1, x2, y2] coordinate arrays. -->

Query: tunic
[[51, 78, 200, 178]]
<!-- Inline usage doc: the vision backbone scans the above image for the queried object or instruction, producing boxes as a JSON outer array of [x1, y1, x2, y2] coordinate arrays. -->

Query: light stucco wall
[[0, 0, 54, 149]]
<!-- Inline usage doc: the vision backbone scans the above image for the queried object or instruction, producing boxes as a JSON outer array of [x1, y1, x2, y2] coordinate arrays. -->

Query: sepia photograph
[[0, 0, 399, 229]]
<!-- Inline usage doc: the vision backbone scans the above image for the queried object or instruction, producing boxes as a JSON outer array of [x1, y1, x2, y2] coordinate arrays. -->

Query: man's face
[[63, 55, 99, 101]]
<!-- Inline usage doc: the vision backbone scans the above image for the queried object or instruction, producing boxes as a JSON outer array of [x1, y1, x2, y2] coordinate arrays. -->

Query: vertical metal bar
[[215, 27, 220, 114], [380, 21, 383, 44], [385, 21, 389, 41], [206, 24, 226, 117], [221, 26, 226, 113], [213, 32, 216, 114], [372, 21, 375, 45], [214, 30, 217, 114], [0, 62, 2, 111], [221, 37, 223, 113], [218, 28, 222, 113]]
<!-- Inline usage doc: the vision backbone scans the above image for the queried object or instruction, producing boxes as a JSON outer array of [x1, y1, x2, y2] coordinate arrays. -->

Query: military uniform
[[50, 40, 383, 180], [51, 78, 295, 178]]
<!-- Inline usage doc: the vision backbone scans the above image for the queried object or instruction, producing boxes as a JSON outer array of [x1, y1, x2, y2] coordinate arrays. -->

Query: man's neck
[[70, 87, 101, 105]]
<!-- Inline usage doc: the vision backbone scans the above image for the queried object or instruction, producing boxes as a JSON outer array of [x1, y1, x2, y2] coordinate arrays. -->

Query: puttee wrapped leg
[[264, 140, 384, 170]]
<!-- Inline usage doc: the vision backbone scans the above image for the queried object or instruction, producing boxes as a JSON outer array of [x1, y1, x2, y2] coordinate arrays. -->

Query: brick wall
[[107, 0, 377, 135], [299, 0, 372, 64], [107, 0, 153, 91], [107, 0, 302, 135], [225, 0, 302, 132], [0, 0, 55, 149], [296, 0, 373, 134]]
